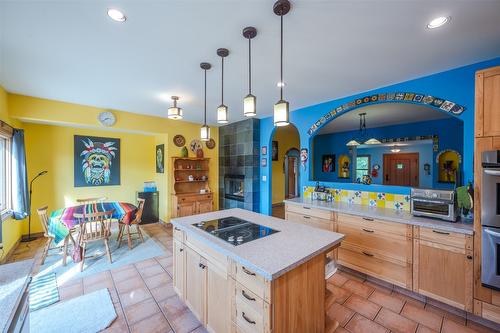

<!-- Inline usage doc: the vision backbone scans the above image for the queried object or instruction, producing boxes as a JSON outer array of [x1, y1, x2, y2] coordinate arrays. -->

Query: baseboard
[[0, 237, 21, 264], [272, 202, 284, 208], [21, 231, 44, 240]]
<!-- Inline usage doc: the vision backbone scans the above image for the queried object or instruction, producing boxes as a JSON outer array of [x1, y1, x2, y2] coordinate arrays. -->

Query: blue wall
[[312, 118, 464, 189], [259, 57, 500, 215]]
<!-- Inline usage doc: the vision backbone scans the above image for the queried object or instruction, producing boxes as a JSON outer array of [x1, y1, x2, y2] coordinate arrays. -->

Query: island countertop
[[284, 197, 474, 235], [170, 208, 344, 280]]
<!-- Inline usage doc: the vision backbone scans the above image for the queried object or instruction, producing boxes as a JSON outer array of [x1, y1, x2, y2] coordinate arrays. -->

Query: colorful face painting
[[300, 148, 308, 170], [74, 135, 120, 187]]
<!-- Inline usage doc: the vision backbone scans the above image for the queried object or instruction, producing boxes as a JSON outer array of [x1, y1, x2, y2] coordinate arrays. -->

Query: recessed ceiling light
[[277, 81, 286, 87], [427, 16, 450, 29], [107, 8, 126, 22]]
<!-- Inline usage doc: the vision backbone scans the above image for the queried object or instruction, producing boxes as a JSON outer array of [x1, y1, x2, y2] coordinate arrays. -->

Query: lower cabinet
[[172, 193, 214, 217], [207, 262, 230, 333], [185, 247, 207, 323], [173, 239, 185, 298]]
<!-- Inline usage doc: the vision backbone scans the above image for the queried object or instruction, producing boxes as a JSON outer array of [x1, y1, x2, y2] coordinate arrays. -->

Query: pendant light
[[167, 96, 183, 120], [346, 112, 381, 146], [216, 48, 229, 124], [243, 27, 257, 117], [273, 0, 291, 127], [362, 113, 381, 145], [200, 62, 211, 141]]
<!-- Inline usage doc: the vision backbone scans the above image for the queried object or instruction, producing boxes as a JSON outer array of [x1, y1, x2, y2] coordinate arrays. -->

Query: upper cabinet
[[476, 66, 500, 138]]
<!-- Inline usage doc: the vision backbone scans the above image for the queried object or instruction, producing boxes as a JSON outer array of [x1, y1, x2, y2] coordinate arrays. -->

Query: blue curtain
[[12, 129, 29, 220]]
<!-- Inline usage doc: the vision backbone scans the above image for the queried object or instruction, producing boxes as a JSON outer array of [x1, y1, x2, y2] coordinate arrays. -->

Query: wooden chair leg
[[136, 225, 144, 243], [126, 225, 132, 250], [62, 236, 68, 266], [117, 225, 124, 248], [41, 238, 51, 265], [104, 238, 112, 263], [116, 224, 123, 241], [80, 243, 87, 272]]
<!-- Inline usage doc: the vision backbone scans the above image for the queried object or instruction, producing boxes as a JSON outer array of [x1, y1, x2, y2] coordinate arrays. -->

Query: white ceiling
[[317, 103, 452, 134], [1, 1, 499, 125]]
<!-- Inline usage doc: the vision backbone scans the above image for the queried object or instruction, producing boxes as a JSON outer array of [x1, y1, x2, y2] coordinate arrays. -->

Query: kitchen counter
[[284, 197, 474, 235], [0, 259, 34, 333], [170, 208, 344, 280]]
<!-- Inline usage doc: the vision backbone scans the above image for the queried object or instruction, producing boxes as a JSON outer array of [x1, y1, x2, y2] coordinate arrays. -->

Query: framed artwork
[[156, 144, 165, 173], [74, 135, 120, 187], [262, 146, 267, 156], [272, 141, 278, 161], [300, 148, 308, 171], [322, 154, 335, 172], [261, 158, 267, 167]]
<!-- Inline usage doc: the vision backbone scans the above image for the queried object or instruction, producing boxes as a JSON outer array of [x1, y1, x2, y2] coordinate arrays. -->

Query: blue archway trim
[[306, 92, 466, 136]]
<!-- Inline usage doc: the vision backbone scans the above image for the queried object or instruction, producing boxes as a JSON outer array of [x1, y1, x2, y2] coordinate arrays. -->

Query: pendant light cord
[[221, 56, 224, 104], [280, 12, 284, 101], [204, 69, 207, 126], [248, 37, 252, 94]]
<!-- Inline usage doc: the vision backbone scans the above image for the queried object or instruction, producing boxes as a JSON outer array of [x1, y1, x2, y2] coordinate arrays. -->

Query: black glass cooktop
[[192, 216, 279, 246]]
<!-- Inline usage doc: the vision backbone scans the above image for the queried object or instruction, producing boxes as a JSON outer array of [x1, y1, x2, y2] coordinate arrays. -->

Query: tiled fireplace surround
[[219, 118, 260, 212]]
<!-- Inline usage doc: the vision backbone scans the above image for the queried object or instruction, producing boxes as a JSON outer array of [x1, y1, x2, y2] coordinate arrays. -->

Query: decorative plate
[[205, 138, 216, 150], [189, 139, 203, 153], [173, 135, 186, 147]]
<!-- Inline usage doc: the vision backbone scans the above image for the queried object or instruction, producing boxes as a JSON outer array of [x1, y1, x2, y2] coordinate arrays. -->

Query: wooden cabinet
[[207, 263, 230, 333], [198, 200, 213, 214], [413, 226, 473, 311], [173, 193, 214, 217], [173, 238, 185, 299], [185, 247, 206, 322], [476, 65, 500, 138]]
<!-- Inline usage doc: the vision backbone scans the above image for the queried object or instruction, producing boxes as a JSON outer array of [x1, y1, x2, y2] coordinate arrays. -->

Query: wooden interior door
[[383, 153, 419, 187], [287, 157, 296, 198]]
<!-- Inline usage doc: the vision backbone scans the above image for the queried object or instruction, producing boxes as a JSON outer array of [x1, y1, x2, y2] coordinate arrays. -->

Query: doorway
[[383, 153, 419, 187], [285, 148, 300, 199]]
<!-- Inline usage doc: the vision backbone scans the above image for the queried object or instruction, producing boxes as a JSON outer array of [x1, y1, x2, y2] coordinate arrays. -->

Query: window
[[0, 131, 11, 215], [355, 155, 370, 182]]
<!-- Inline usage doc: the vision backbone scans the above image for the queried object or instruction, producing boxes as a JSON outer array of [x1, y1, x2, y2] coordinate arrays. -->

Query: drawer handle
[[362, 228, 374, 233], [303, 215, 311, 219], [174, 227, 181, 231], [362, 251, 374, 257], [179, 248, 184, 252], [199, 263, 206, 269], [432, 230, 450, 235], [242, 312, 256, 325], [242, 266, 256, 276], [303, 206, 311, 210], [362, 217, 374, 221], [241, 290, 256, 301]]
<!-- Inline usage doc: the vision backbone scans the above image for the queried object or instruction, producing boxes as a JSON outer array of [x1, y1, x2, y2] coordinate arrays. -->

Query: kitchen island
[[170, 208, 344, 333]]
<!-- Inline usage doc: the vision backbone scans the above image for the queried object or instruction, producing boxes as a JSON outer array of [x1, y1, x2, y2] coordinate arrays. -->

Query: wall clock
[[98, 111, 116, 127]]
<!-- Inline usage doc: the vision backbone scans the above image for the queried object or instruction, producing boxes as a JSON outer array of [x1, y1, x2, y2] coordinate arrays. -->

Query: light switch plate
[[262, 175, 267, 182]]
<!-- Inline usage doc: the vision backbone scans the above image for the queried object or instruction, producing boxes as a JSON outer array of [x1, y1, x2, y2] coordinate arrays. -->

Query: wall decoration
[[262, 146, 267, 156], [74, 135, 120, 187], [156, 144, 164, 173], [272, 141, 278, 161], [205, 138, 216, 149], [322, 155, 335, 172], [261, 158, 267, 167], [306, 92, 466, 136], [173, 134, 186, 147], [300, 148, 308, 171], [180, 146, 188, 158], [338, 155, 350, 179], [189, 139, 203, 153], [437, 149, 462, 183]]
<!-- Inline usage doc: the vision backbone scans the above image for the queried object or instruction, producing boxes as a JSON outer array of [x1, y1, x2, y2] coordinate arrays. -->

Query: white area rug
[[30, 288, 116, 333], [36, 225, 166, 285]]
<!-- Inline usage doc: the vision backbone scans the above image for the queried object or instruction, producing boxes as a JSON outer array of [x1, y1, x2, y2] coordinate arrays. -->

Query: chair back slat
[[37, 206, 50, 236], [74, 210, 114, 242], [133, 198, 146, 225], [76, 197, 108, 205]]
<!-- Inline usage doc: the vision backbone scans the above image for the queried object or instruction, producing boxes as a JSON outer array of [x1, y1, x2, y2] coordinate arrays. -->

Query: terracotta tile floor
[[5, 222, 500, 333]]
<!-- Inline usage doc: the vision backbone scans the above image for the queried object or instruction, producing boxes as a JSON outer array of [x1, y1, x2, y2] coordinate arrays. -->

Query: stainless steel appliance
[[193, 217, 279, 246], [481, 150, 500, 290], [410, 188, 458, 222]]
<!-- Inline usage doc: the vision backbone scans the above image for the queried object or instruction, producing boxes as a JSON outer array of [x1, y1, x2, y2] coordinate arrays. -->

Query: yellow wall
[[271, 125, 300, 204], [2, 93, 218, 245], [0, 86, 24, 262]]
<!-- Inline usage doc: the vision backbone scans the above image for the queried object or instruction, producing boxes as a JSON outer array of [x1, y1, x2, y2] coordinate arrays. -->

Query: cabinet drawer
[[338, 246, 411, 289], [173, 226, 184, 241], [185, 233, 228, 273], [417, 227, 468, 249], [285, 204, 332, 220], [338, 224, 412, 263], [234, 282, 269, 317], [234, 294, 270, 333], [337, 213, 410, 237], [233, 263, 271, 303], [285, 211, 333, 231], [179, 193, 213, 203]]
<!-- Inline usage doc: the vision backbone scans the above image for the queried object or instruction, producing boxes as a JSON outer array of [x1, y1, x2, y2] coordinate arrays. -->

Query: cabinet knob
[[179, 248, 183, 252], [199, 263, 206, 269], [467, 255, 473, 260]]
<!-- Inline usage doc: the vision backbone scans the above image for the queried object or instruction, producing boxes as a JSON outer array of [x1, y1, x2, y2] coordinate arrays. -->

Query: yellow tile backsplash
[[303, 186, 411, 211]]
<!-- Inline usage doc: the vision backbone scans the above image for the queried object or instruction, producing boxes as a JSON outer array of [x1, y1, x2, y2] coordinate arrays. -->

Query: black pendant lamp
[[217, 48, 229, 124], [273, 0, 291, 127], [243, 27, 257, 117], [200, 62, 211, 141]]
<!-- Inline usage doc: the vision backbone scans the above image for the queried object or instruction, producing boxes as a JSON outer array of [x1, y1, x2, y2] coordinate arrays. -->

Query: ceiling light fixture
[[243, 27, 257, 117], [167, 96, 183, 120], [107, 8, 126, 22], [427, 16, 450, 29], [273, 0, 291, 127], [216, 48, 229, 124], [346, 113, 381, 147], [200, 62, 211, 142], [391, 145, 401, 153]]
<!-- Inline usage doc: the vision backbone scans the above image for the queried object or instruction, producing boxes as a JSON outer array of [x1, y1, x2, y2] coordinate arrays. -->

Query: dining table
[[48, 201, 138, 245]]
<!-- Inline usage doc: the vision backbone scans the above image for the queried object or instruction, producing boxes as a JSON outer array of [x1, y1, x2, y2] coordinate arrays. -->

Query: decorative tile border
[[303, 186, 411, 212], [307, 92, 466, 136]]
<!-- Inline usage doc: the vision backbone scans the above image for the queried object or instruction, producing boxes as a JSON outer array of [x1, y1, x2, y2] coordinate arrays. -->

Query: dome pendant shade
[[274, 100, 289, 126], [364, 138, 382, 145], [346, 140, 361, 147], [217, 104, 228, 124], [244, 94, 257, 117], [167, 96, 183, 120], [200, 125, 210, 142]]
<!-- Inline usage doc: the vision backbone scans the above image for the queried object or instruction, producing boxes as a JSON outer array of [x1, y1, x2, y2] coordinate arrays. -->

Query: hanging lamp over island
[[243, 27, 257, 117], [273, 0, 291, 127], [167, 96, 183, 120], [217, 48, 229, 124], [200, 62, 211, 142]]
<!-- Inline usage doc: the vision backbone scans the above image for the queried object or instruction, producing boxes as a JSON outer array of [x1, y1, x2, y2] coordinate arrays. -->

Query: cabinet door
[[197, 200, 213, 214], [476, 67, 500, 137], [185, 247, 207, 322], [178, 202, 196, 217], [206, 262, 230, 333], [173, 239, 185, 299], [415, 239, 473, 310]]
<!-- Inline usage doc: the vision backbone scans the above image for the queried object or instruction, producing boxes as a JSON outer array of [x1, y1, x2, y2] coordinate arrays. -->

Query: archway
[[270, 124, 300, 218]]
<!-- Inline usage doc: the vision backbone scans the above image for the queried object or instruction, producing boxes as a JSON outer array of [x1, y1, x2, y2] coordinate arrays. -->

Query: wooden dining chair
[[76, 197, 108, 205], [117, 198, 146, 250], [37, 206, 72, 266], [74, 209, 115, 272]]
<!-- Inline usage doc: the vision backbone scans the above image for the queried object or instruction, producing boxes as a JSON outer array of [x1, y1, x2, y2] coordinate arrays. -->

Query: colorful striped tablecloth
[[48, 202, 138, 244]]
